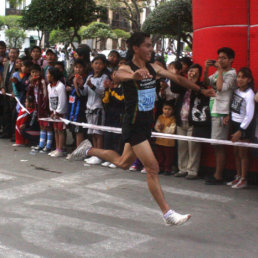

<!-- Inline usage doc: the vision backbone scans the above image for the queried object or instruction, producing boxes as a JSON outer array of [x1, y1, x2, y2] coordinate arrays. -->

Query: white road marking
[[0, 242, 42, 258], [0, 173, 15, 182], [1, 206, 153, 257], [87, 179, 232, 203]]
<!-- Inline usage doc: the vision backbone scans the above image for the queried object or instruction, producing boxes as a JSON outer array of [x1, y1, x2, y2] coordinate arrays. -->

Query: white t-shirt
[[48, 81, 67, 114], [231, 87, 255, 130]]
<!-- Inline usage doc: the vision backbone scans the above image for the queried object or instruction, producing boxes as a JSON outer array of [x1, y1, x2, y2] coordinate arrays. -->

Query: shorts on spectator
[[211, 116, 229, 142], [39, 120, 51, 128], [231, 120, 253, 141], [86, 108, 105, 135], [53, 122, 66, 131]]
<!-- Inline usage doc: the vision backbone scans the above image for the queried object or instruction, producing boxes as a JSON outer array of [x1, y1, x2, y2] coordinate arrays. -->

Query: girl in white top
[[79, 55, 108, 165], [47, 67, 67, 157], [227, 67, 255, 189]]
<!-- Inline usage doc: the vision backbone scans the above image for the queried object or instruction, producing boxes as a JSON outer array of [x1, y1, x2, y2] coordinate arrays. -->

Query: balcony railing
[[111, 20, 130, 31], [5, 8, 22, 16]]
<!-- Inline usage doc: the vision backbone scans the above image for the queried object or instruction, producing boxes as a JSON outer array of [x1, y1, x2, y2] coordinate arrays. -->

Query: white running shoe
[[86, 156, 102, 165], [51, 150, 64, 158], [141, 168, 147, 174], [48, 150, 57, 156], [108, 163, 117, 168], [226, 175, 240, 186], [101, 161, 111, 167], [164, 211, 191, 226], [129, 165, 138, 171], [84, 156, 95, 162], [232, 178, 247, 189], [12, 143, 26, 147]]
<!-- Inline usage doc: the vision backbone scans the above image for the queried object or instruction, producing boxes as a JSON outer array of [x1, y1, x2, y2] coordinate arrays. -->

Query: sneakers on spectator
[[164, 210, 191, 226], [12, 143, 26, 147], [51, 150, 64, 158], [101, 161, 111, 167], [226, 175, 240, 186], [232, 178, 247, 189], [86, 156, 102, 165], [141, 167, 147, 174], [48, 150, 57, 156], [174, 171, 188, 177], [33, 145, 43, 152], [39, 146, 51, 154], [129, 165, 138, 171], [108, 163, 117, 168]]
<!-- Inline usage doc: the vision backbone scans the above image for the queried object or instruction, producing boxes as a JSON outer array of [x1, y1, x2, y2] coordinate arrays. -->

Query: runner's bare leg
[[132, 140, 170, 214], [88, 140, 170, 214], [88, 143, 137, 169]]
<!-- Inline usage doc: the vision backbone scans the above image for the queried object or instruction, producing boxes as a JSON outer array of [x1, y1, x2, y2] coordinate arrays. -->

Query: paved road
[[0, 139, 257, 258]]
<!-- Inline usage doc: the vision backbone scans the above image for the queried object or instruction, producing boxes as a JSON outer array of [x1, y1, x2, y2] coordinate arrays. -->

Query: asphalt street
[[0, 138, 257, 258]]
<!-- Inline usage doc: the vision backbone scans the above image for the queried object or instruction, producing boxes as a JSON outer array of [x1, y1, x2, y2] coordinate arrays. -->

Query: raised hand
[[132, 69, 153, 81]]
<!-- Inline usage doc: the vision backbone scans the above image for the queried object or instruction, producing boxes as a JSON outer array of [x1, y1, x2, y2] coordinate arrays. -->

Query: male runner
[[84, 32, 215, 225]]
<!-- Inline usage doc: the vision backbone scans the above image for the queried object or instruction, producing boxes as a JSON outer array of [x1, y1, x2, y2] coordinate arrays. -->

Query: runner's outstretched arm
[[152, 63, 216, 97]]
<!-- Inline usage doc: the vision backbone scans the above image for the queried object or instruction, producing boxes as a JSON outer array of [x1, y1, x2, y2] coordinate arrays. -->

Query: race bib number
[[138, 88, 156, 111], [69, 96, 75, 104], [50, 97, 58, 110], [231, 94, 243, 114]]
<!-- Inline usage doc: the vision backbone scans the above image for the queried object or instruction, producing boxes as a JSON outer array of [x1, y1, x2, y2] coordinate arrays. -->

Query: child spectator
[[102, 69, 124, 168], [13, 95, 38, 147], [12, 59, 32, 107], [43, 49, 57, 82], [30, 46, 43, 66], [80, 54, 108, 165], [55, 61, 68, 84], [11, 57, 22, 98], [66, 59, 87, 149], [227, 67, 255, 189], [47, 67, 67, 157], [27, 64, 52, 153], [118, 57, 127, 67], [107, 50, 120, 72], [154, 101, 176, 175]]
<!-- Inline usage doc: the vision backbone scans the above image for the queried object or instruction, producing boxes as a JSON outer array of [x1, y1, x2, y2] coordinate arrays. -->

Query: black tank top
[[122, 61, 156, 125]]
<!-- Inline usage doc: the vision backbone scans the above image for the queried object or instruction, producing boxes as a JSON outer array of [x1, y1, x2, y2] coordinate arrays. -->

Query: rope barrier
[[37, 117, 258, 149], [0, 92, 30, 114]]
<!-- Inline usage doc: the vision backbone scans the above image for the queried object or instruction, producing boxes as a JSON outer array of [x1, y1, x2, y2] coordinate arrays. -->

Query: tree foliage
[[142, 0, 192, 47], [0, 15, 26, 48], [113, 29, 130, 40], [81, 22, 117, 41], [21, 0, 104, 45]]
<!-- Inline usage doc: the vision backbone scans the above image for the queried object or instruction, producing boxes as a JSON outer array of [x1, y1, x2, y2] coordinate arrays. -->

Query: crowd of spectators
[[0, 39, 257, 190]]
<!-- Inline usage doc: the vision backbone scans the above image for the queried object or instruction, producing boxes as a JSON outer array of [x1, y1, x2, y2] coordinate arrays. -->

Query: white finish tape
[[37, 117, 258, 149]]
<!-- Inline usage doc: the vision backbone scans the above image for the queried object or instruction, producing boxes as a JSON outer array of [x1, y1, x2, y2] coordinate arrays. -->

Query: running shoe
[[101, 161, 111, 167], [86, 156, 102, 165], [232, 178, 247, 189], [129, 165, 138, 171], [164, 211, 191, 226], [141, 168, 147, 174], [108, 163, 117, 168], [226, 175, 240, 186], [48, 150, 57, 156], [51, 150, 64, 158], [84, 156, 95, 162], [33, 145, 43, 151], [12, 144, 26, 147], [39, 146, 51, 154]]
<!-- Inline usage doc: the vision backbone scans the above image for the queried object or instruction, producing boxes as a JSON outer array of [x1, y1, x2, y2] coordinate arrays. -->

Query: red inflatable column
[[250, 0, 258, 89], [192, 0, 249, 71]]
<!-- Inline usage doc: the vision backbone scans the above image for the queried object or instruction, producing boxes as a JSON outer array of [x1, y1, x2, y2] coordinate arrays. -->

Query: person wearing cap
[[43, 49, 57, 83]]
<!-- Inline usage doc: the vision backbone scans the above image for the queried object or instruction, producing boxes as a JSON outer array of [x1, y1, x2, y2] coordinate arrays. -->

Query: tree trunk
[[44, 31, 50, 48]]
